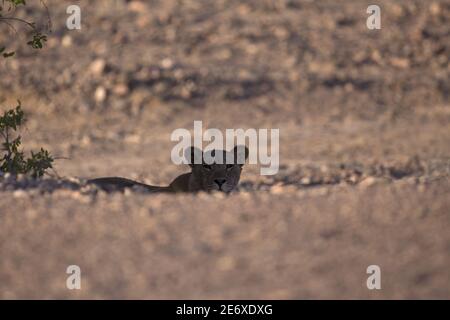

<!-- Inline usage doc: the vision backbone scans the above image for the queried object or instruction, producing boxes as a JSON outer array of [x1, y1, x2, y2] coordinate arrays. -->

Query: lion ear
[[233, 145, 249, 165], [185, 147, 203, 167]]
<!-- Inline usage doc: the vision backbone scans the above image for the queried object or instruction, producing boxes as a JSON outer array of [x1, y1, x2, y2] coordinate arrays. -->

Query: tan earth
[[0, 0, 449, 299]]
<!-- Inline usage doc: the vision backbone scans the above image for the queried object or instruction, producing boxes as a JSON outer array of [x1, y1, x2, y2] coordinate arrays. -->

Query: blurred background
[[0, 0, 449, 299]]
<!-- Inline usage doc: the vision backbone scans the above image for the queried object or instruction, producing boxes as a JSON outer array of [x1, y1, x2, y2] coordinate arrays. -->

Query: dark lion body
[[88, 146, 249, 193]]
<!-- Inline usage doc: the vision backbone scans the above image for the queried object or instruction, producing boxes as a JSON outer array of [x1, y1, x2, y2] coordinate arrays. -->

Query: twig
[[0, 19, 18, 34], [0, 16, 37, 30], [39, 0, 52, 32]]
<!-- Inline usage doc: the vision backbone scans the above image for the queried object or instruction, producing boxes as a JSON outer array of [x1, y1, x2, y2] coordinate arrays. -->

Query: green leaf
[[1, 104, 53, 177], [11, 0, 27, 6], [27, 33, 47, 50]]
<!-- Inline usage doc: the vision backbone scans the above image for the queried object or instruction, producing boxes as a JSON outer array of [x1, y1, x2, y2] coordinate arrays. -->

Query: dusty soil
[[0, 0, 449, 299]]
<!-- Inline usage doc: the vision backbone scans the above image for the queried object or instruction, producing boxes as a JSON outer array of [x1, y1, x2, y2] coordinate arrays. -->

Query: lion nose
[[214, 179, 226, 187]]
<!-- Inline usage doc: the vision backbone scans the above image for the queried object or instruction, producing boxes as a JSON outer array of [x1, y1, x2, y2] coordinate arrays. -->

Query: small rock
[[128, 1, 148, 12], [391, 4, 404, 17], [406, 177, 417, 184], [348, 175, 359, 184], [430, 3, 440, 15], [80, 135, 91, 146], [13, 190, 27, 198], [371, 50, 382, 63], [300, 177, 311, 185], [359, 176, 377, 188], [137, 15, 151, 28], [212, 192, 225, 199], [197, 191, 211, 199], [284, 185, 298, 193], [113, 83, 129, 96], [238, 191, 251, 199], [160, 58, 174, 69], [237, 4, 250, 15], [390, 57, 410, 69], [124, 134, 141, 144], [94, 86, 107, 103], [89, 59, 106, 76], [270, 183, 284, 194], [61, 35, 72, 47], [64, 190, 89, 202]]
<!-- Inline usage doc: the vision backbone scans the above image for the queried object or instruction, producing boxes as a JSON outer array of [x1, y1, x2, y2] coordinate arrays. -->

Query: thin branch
[[39, 0, 52, 32], [0, 16, 37, 30], [45, 167, 61, 179], [0, 19, 18, 34]]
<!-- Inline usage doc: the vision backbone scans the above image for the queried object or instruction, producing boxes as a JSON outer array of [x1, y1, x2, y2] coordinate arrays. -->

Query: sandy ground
[[0, 0, 449, 299]]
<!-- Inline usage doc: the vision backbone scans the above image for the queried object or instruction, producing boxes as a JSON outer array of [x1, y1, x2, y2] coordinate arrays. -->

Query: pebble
[[430, 3, 440, 15], [89, 59, 106, 76], [270, 183, 284, 194], [13, 190, 27, 198], [124, 134, 141, 144], [128, 1, 148, 12], [390, 57, 410, 69], [359, 176, 378, 188], [61, 35, 72, 47], [94, 86, 107, 103], [160, 58, 174, 69], [300, 177, 311, 185], [113, 83, 129, 96], [212, 192, 225, 199], [80, 135, 91, 146]]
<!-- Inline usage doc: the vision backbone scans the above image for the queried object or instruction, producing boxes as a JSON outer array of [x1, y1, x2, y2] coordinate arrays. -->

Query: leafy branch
[[0, 0, 50, 57], [0, 101, 53, 178]]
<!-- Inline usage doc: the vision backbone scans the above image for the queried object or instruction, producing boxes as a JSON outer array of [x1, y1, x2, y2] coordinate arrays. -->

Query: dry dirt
[[0, 0, 449, 299]]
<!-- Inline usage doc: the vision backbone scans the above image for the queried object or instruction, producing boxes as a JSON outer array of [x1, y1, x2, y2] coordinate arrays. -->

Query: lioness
[[88, 145, 249, 193]]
